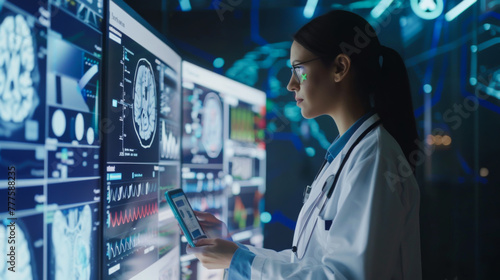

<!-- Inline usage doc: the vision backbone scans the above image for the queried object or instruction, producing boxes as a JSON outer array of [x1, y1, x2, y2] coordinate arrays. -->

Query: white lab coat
[[244, 114, 422, 279]]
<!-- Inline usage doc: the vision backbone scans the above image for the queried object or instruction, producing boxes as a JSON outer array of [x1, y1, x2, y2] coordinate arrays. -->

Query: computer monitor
[[181, 61, 266, 279], [102, 0, 181, 279], [0, 0, 104, 279]]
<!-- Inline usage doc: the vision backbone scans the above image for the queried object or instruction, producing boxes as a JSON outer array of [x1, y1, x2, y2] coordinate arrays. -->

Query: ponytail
[[375, 46, 419, 172], [294, 10, 419, 172]]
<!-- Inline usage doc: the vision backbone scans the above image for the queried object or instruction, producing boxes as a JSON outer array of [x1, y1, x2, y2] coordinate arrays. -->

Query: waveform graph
[[48, 203, 100, 280], [107, 201, 159, 229], [160, 119, 180, 161], [106, 228, 158, 261], [103, 217, 159, 279], [107, 181, 158, 204]]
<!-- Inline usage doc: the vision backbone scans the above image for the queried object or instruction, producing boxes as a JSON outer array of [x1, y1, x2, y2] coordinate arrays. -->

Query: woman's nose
[[286, 75, 299, 93]]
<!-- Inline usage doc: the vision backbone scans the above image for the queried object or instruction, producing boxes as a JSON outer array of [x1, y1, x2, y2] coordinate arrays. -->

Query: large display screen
[[102, 1, 181, 279], [0, 0, 103, 279], [181, 61, 266, 280], [0, 1, 266, 279]]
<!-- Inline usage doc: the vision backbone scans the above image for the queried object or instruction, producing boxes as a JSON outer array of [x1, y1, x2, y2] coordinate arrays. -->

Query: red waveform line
[[108, 202, 158, 227]]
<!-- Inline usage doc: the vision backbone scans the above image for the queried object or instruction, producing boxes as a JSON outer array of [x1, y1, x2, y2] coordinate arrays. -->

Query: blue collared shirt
[[324, 110, 376, 163]]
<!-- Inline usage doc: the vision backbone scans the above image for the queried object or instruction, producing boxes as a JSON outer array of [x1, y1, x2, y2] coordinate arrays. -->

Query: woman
[[186, 10, 422, 279]]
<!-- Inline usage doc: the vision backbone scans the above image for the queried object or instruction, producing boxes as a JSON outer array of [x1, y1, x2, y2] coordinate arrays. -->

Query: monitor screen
[[102, 1, 181, 279], [0, 0, 103, 279], [181, 61, 266, 279]]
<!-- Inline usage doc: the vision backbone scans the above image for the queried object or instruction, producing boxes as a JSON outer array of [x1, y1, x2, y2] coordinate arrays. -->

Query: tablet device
[[165, 189, 207, 247]]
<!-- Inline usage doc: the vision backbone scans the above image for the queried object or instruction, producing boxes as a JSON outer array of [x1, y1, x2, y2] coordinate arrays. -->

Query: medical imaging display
[[227, 186, 264, 232], [0, 3, 46, 144], [52, 0, 103, 30], [182, 84, 224, 165], [181, 61, 267, 280], [47, 203, 100, 280], [102, 1, 182, 279], [159, 63, 181, 161], [0, 0, 103, 279], [103, 164, 160, 279], [1, 0, 265, 279], [158, 164, 181, 259]]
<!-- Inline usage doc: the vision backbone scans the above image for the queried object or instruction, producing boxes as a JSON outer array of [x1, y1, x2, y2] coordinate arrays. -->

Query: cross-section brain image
[[133, 58, 157, 148], [202, 92, 223, 158], [1, 220, 34, 280], [51, 205, 92, 280], [0, 14, 39, 133]]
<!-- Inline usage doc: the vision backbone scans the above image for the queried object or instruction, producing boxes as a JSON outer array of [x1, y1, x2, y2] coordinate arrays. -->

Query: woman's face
[[287, 41, 337, 119]]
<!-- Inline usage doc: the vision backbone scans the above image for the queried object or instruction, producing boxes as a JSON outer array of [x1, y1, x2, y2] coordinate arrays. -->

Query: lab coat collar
[[325, 110, 376, 163]]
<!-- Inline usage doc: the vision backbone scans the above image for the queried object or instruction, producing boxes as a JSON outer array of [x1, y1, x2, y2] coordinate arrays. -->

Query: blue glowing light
[[423, 84, 432, 94], [213, 57, 225, 68], [179, 0, 192, 12], [371, 0, 394, 19], [305, 147, 316, 157], [303, 0, 318, 19], [261, 212, 272, 223], [445, 0, 477, 22], [410, 0, 444, 20]]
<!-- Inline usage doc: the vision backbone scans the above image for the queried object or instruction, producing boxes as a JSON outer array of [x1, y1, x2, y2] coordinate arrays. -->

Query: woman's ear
[[331, 54, 351, 83]]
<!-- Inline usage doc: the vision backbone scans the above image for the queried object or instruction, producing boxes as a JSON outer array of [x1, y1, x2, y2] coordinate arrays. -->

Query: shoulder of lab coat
[[246, 126, 422, 280]]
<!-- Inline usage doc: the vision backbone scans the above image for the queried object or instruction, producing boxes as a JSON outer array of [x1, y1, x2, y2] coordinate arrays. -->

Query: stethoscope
[[292, 119, 382, 259]]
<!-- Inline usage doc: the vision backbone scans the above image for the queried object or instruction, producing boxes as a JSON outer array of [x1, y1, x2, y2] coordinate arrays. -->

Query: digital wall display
[[102, 1, 181, 279], [181, 61, 266, 280], [1, 1, 265, 279], [0, 0, 103, 279]]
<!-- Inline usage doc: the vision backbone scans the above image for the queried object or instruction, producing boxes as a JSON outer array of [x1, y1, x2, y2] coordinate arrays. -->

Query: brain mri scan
[[51, 205, 92, 280], [202, 92, 223, 158], [133, 58, 157, 148], [0, 14, 39, 135], [1, 220, 34, 280]]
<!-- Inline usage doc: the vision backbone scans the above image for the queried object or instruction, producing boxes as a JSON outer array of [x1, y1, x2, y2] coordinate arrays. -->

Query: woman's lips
[[296, 99, 303, 105]]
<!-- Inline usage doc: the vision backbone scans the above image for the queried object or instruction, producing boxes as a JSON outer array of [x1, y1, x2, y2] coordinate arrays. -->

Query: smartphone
[[165, 189, 207, 247]]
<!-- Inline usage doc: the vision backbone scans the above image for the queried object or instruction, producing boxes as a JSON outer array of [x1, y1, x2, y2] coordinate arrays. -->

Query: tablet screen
[[171, 192, 205, 239]]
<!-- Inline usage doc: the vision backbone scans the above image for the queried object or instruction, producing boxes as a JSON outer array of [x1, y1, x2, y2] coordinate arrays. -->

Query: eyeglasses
[[290, 57, 322, 84]]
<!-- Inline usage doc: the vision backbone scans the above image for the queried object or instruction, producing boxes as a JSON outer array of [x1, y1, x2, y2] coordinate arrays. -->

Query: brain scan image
[[133, 58, 157, 148], [202, 92, 223, 158], [51, 205, 92, 280], [0, 14, 39, 136], [1, 220, 34, 280]]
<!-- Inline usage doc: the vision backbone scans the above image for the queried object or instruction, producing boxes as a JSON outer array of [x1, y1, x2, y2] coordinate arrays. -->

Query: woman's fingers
[[186, 238, 238, 269]]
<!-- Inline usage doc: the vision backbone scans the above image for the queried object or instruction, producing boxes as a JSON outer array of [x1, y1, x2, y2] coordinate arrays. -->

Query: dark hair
[[294, 10, 419, 172]]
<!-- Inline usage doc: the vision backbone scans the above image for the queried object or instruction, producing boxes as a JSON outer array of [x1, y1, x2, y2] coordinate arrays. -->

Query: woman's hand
[[186, 238, 239, 269], [194, 211, 230, 239]]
